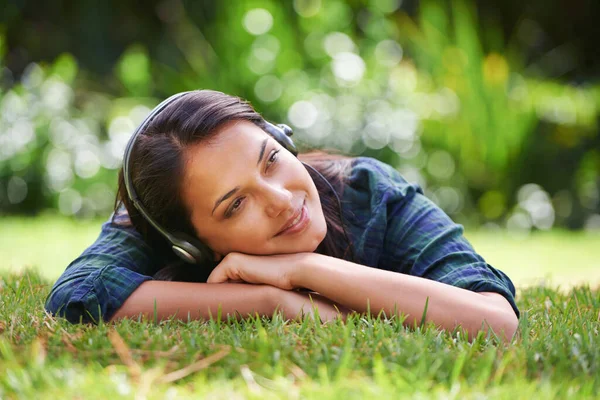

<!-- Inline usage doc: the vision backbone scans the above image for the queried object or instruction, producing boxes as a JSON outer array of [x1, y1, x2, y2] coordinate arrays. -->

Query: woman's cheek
[[247, 202, 268, 224]]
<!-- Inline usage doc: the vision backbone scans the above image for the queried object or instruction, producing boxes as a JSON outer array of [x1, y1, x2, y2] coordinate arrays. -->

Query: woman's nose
[[264, 185, 293, 218]]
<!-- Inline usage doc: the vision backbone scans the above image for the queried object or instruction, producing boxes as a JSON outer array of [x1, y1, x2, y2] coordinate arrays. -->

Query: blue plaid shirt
[[45, 157, 519, 323]]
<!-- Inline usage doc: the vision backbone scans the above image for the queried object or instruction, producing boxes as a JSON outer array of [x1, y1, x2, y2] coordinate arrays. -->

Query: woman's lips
[[276, 202, 309, 236]]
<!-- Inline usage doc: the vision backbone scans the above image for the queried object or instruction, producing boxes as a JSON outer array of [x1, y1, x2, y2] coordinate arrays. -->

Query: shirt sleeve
[[44, 208, 160, 323], [345, 157, 520, 319], [384, 190, 520, 318]]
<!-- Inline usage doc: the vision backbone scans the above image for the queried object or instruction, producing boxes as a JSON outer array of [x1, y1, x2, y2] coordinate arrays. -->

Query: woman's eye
[[227, 198, 244, 217], [267, 150, 280, 168], [226, 149, 280, 218]]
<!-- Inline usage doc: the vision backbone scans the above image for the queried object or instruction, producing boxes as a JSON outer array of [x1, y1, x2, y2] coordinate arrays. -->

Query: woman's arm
[[290, 253, 518, 342], [205, 251, 518, 341], [110, 281, 349, 323], [45, 213, 159, 323]]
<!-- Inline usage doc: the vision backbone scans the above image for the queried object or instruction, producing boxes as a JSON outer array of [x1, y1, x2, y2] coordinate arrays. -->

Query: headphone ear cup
[[263, 121, 298, 157], [170, 233, 214, 265]]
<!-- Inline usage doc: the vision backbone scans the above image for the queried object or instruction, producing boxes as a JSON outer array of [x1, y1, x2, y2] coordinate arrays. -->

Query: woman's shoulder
[[339, 156, 424, 229], [105, 202, 178, 264], [345, 156, 422, 197]]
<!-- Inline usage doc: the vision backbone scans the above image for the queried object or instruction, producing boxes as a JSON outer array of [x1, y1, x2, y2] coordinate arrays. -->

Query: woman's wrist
[[263, 285, 293, 317], [289, 252, 322, 290]]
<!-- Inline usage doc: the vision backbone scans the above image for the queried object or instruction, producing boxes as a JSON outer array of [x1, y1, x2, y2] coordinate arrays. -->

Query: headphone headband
[[123, 91, 193, 247]]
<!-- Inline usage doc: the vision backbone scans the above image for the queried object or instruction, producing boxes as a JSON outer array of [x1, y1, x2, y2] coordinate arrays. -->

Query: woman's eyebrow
[[256, 137, 268, 166], [211, 138, 269, 216]]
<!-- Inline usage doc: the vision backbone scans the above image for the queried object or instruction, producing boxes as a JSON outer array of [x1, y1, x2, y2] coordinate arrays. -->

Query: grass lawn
[[1, 215, 599, 398]]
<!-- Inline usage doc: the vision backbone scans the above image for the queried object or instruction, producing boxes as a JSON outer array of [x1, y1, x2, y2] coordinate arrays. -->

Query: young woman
[[45, 90, 520, 342]]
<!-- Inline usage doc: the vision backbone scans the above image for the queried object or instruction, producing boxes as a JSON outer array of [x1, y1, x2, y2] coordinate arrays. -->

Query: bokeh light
[[373, 0, 403, 13], [0, 0, 598, 229], [584, 214, 600, 232], [58, 188, 82, 216], [323, 32, 356, 57], [374, 40, 403, 67], [293, 0, 322, 18], [242, 9, 274, 36], [7, 176, 27, 204], [288, 100, 319, 130], [254, 75, 283, 103], [427, 150, 455, 180], [517, 184, 555, 230], [331, 52, 366, 86]]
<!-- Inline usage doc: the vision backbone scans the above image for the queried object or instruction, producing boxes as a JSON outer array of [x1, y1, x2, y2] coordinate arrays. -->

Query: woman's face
[[181, 120, 327, 260]]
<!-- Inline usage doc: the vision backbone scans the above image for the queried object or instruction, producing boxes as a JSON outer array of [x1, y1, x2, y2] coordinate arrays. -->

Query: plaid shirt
[[45, 157, 519, 323]]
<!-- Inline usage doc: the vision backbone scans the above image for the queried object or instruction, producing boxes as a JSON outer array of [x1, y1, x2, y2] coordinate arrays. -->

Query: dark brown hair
[[113, 90, 356, 281]]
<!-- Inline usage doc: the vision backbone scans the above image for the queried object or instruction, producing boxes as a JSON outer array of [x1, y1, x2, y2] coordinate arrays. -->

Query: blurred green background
[[0, 0, 598, 283]]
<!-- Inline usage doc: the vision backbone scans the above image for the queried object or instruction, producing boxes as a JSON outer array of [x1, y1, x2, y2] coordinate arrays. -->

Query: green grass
[[0, 214, 107, 280], [1, 270, 599, 398], [1, 215, 599, 398], [467, 229, 600, 292]]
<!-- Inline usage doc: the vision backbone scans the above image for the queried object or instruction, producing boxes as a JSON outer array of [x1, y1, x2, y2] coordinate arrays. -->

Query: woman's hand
[[206, 252, 315, 290], [207, 253, 354, 323]]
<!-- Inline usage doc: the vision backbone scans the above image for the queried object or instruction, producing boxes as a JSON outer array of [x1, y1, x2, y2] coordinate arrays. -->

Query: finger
[[207, 268, 227, 284]]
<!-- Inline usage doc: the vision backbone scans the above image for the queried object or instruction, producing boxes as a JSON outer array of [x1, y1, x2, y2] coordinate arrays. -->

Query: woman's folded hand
[[206, 252, 314, 290]]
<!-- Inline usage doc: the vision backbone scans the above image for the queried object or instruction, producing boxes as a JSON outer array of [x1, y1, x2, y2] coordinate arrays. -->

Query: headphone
[[123, 90, 303, 265]]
